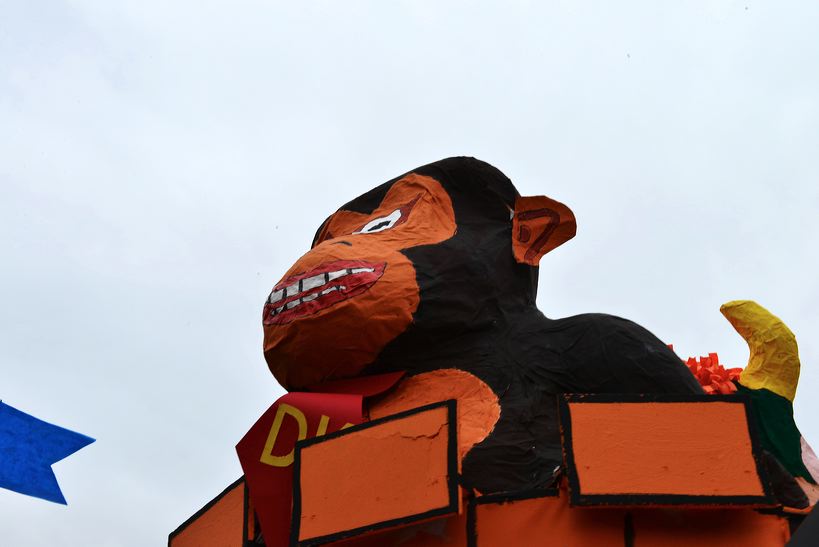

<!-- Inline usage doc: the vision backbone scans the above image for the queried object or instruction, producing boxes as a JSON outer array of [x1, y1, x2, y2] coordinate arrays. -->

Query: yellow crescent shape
[[720, 300, 800, 401]]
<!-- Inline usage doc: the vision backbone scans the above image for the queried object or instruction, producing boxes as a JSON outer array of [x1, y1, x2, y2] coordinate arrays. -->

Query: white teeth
[[270, 286, 345, 316], [273, 268, 374, 300], [268, 285, 348, 318], [284, 283, 299, 297], [327, 269, 347, 282], [267, 264, 378, 318], [301, 273, 325, 292]]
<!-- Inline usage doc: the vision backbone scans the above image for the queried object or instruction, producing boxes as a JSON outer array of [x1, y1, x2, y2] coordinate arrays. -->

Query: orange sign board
[[560, 395, 774, 506], [292, 400, 459, 545]]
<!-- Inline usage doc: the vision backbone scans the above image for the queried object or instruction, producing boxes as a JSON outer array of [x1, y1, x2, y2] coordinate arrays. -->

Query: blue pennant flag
[[0, 401, 94, 504]]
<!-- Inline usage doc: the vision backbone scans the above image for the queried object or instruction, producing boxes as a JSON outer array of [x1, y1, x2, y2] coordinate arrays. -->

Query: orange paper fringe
[[685, 352, 742, 395]]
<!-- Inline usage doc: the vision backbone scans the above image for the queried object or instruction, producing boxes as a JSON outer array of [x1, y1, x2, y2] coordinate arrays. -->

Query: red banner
[[236, 372, 404, 547]]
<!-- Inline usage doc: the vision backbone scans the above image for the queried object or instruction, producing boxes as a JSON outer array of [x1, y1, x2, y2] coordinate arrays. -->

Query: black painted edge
[[563, 393, 750, 404], [474, 487, 560, 506], [447, 399, 459, 510], [624, 512, 634, 547], [168, 476, 246, 545], [558, 394, 581, 508], [559, 393, 776, 507], [291, 400, 459, 546], [568, 492, 776, 507], [466, 492, 477, 547]]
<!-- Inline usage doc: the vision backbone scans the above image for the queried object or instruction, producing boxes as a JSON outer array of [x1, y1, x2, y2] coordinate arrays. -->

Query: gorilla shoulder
[[536, 312, 704, 395]]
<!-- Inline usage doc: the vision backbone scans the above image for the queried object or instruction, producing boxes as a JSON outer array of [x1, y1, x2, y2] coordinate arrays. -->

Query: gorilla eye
[[352, 195, 422, 235], [355, 209, 402, 234]]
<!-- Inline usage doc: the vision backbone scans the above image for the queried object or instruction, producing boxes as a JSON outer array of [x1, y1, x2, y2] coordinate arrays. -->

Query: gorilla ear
[[512, 196, 577, 265]]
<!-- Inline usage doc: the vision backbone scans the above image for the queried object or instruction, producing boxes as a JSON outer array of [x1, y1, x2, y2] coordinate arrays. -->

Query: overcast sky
[[1, 1, 818, 545]]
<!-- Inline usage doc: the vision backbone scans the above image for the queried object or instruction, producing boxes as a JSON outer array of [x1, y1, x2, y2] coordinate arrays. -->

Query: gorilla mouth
[[263, 260, 386, 325]]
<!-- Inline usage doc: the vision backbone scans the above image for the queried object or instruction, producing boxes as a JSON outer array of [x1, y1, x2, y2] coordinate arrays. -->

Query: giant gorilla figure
[[262, 157, 703, 493]]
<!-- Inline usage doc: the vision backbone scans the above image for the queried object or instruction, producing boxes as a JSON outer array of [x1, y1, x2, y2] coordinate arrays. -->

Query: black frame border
[[290, 399, 459, 546], [558, 393, 775, 507]]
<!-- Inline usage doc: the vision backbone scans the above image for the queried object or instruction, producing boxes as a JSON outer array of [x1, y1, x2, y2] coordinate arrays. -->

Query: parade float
[[169, 157, 818, 546]]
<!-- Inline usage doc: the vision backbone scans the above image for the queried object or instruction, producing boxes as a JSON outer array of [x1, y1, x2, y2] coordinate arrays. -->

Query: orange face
[[263, 174, 457, 390]]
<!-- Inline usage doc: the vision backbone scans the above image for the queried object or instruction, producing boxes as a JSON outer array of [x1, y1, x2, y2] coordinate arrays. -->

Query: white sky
[[1, 2, 818, 545]]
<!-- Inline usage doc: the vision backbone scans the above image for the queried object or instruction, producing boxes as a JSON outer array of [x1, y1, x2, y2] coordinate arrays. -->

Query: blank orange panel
[[566, 401, 765, 497], [475, 492, 624, 547], [169, 479, 245, 547], [295, 402, 457, 544], [632, 508, 790, 547]]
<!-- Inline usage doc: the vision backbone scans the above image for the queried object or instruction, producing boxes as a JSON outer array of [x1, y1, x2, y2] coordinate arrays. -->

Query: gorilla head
[[262, 157, 575, 390]]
